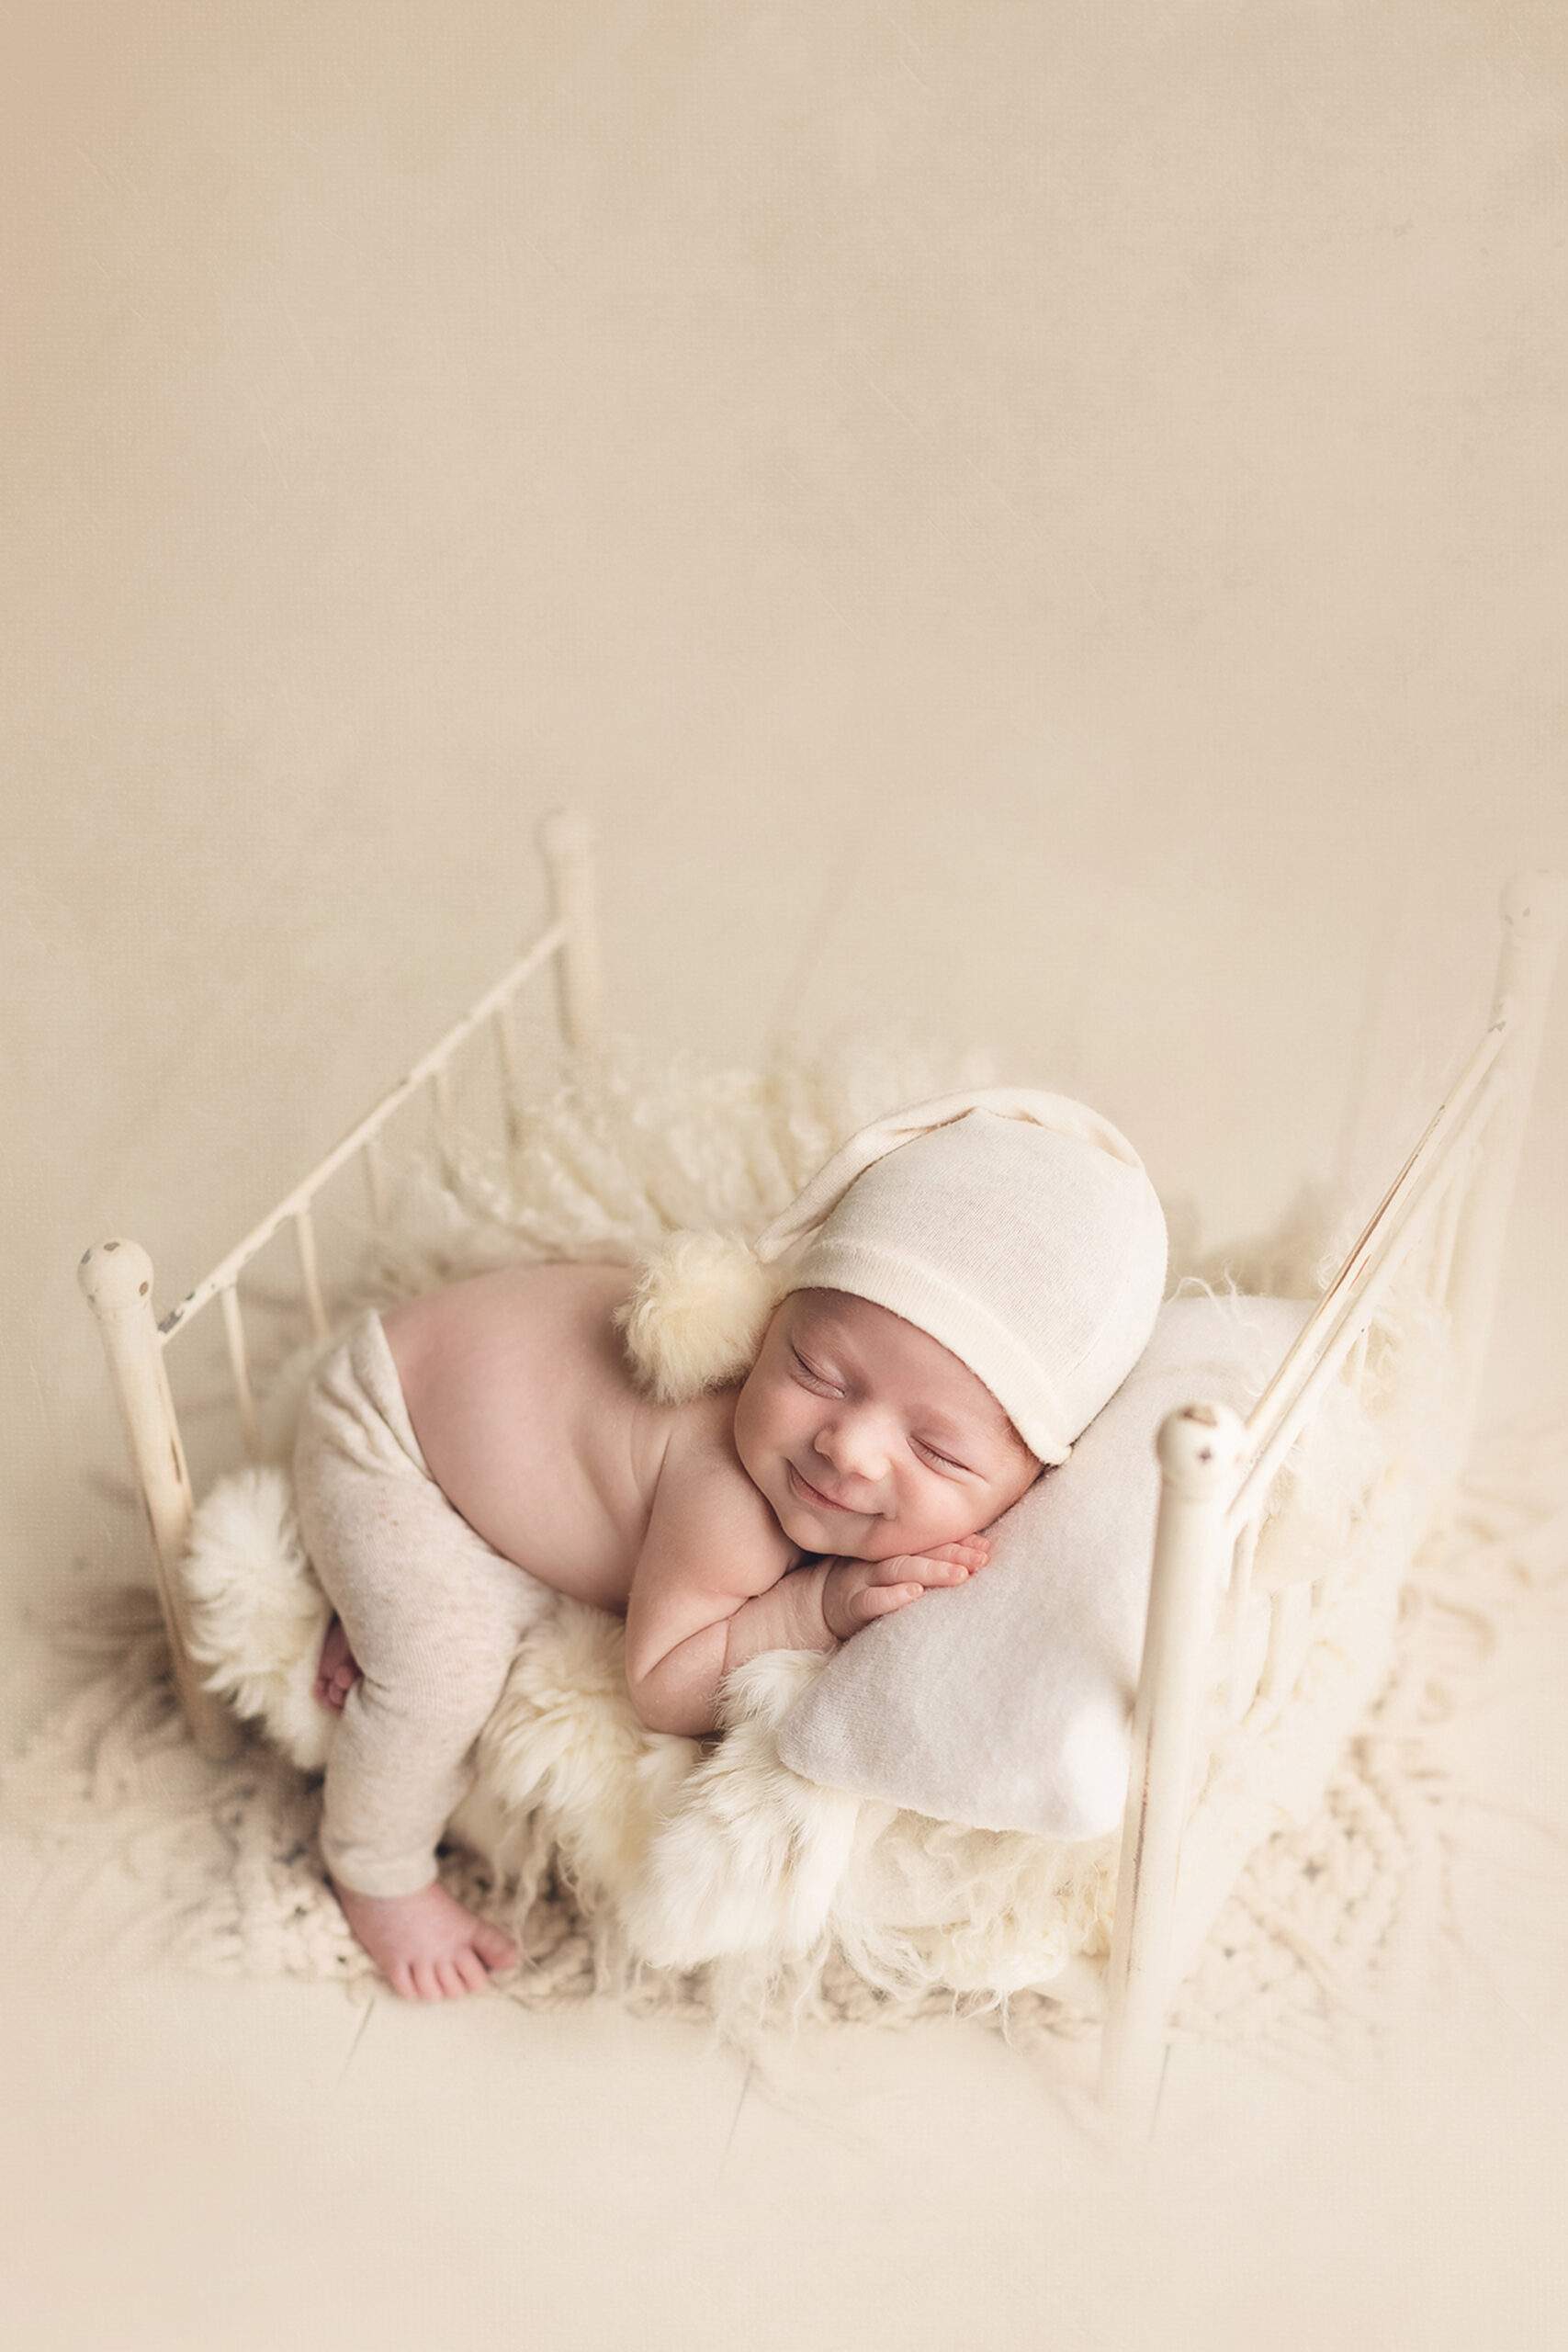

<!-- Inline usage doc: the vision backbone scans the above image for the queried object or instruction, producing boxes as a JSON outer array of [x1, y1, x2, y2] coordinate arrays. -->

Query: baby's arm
[[625, 1424, 993, 1738], [624, 1432, 821, 1737]]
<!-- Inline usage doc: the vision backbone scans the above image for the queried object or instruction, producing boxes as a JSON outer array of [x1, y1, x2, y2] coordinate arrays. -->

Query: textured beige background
[[5, 5, 1567, 2346]]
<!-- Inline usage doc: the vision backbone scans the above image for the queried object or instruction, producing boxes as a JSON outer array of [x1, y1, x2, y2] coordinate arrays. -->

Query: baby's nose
[[823, 1428, 887, 1475], [818, 1435, 887, 1489]]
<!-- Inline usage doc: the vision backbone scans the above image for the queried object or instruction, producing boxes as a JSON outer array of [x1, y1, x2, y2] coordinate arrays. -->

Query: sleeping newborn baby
[[291, 1088, 1168, 2001]]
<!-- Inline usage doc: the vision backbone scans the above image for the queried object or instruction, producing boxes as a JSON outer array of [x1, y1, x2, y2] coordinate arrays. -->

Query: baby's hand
[[821, 1534, 991, 1642]]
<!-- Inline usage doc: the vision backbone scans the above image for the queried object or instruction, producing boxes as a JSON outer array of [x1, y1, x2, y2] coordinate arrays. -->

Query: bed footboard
[[1097, 870, 1566, 2143]]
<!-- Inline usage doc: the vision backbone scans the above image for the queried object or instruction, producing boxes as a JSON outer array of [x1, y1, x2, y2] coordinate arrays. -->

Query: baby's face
[[732, 1287, 1042, 1566]]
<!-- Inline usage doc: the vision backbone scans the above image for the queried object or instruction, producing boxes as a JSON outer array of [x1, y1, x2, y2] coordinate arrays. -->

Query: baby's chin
[[773, 1488, 831, 1551]]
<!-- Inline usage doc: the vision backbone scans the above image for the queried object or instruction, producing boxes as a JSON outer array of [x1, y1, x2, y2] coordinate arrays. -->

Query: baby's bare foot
[[332, 1876, 519, 2001]]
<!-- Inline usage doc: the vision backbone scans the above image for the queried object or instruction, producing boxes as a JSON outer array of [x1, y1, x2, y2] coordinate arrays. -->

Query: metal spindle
[[364, 1132, 388, 1225], [1220, 1514, 1262, 1717], [538, 806, 605, 1064], [1255, 1582, 1313, 1715], [493, 998, 524, 1151], [1429, 1156, 1466, 1309], [292, 1204, 329, 1340], [1416, 1186, 1447, 1305], [220, 1281, 261, 1458], [432, 1062, 457, 1185], [1447, 874, 1567, 1458]]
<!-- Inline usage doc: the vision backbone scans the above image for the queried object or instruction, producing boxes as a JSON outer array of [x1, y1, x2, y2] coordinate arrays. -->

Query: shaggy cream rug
[[6, 1026, 1566, 2107]]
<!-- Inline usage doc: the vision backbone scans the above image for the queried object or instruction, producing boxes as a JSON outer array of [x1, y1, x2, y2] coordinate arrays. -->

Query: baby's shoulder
[[642, 1389, 801, 1579], [651, 1386, 756, 1499]]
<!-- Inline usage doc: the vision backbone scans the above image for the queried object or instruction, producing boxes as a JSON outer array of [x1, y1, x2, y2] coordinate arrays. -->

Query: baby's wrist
[[720, 1560, 840, 1687], [791, 1559, 841, 1651], [816, 1559, 853, 1645]]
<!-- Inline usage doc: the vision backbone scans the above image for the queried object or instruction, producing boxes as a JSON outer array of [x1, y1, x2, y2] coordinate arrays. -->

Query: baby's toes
[[452, 1947, 491, 1994], [472, 1920, 519, 1973]]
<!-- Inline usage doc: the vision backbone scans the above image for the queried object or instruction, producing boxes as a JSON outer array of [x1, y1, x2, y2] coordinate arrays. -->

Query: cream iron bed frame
[[77, 808, 1564, 2141]]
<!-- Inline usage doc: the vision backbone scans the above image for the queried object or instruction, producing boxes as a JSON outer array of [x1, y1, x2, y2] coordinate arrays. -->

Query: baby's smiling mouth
[[789, 1462, 863, 1514]]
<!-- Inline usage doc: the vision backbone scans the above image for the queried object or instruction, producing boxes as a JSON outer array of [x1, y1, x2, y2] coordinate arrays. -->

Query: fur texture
[[184, 1464, 334, 1775], [612, 1227, 788, 1403]]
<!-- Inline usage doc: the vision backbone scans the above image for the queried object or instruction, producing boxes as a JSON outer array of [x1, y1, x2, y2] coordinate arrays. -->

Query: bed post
[[77, 1240, 243, 1762], [1445, 869, 1566, 1467], [537, 805, 606, 1067], [1099, 1399, 1245, 2140]]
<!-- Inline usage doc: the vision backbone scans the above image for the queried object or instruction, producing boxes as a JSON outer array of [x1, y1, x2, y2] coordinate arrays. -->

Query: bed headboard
[[77, 806, 606, 1758]]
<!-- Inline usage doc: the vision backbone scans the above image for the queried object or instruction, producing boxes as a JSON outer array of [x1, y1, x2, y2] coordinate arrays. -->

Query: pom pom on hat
[[612, 1227, 791, 1406]]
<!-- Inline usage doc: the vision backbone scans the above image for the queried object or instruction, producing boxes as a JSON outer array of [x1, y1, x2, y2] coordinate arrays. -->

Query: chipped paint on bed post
[[1099, 1398, 1246, 2138], [537, 804, 605, 1069], [77, 1238, 243, 1762]]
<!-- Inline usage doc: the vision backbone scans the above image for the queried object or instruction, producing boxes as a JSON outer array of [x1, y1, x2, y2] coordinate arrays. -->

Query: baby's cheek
[[772, 1388, 813, 1445], [740, 1369, 784, 1428]]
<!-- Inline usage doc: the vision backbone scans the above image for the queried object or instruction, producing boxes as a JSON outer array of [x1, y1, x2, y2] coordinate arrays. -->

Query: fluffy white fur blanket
[[176, 1027, 1459, 2020]]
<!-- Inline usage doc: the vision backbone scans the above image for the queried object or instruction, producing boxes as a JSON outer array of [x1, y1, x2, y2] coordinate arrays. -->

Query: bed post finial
[[1446, 867, 1566, 1464], [1099, 1398, 1245, 2141], [537, 804, 606, 1070], [77, 1239, 243, 1761]]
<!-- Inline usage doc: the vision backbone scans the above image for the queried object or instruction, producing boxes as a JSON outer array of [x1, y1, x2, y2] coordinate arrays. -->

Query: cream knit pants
[[291, 1308, 551, 1898]]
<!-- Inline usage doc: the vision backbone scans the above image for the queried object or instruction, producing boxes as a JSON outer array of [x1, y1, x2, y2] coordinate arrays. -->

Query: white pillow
[[774, 1294, 1319, 1841]]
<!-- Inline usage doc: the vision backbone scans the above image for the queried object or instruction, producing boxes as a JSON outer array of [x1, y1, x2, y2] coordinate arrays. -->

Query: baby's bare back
[[379, 1261, 751, 1613]]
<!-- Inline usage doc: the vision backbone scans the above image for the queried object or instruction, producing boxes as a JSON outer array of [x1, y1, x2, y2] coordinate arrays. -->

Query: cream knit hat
[[614, 1087, 1168, 1465]]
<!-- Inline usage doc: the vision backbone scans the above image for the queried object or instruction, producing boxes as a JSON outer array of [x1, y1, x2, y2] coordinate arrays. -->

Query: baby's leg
[[291, 1311, 548, 2000]]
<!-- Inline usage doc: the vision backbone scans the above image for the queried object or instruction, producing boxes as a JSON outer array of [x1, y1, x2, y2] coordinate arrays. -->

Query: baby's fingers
[[852, 1582, 925, 1623], [881, 1553, 968, 1588], [919, 1538, 991, 1568]]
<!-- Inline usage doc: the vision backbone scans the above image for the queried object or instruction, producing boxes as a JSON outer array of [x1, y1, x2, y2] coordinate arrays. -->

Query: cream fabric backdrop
[[5, 0, 1564, 1749]]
